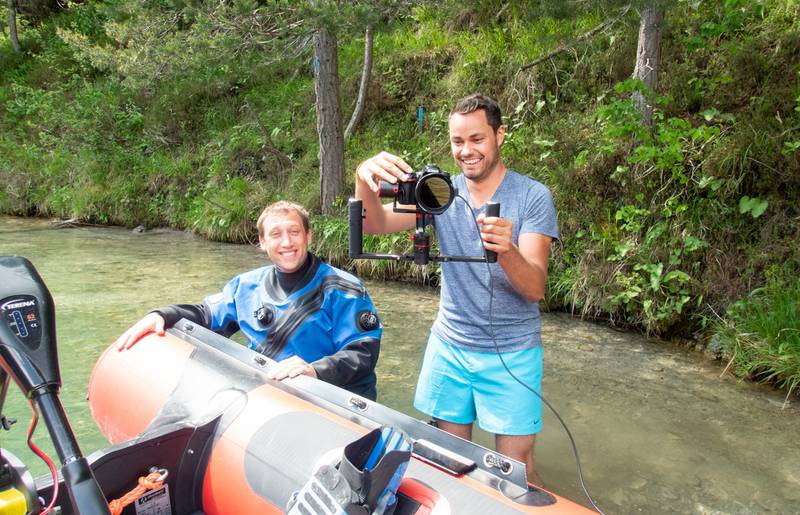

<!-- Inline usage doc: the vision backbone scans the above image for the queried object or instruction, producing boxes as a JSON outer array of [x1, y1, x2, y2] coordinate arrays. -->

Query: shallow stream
[[1, 216, 797, 514]]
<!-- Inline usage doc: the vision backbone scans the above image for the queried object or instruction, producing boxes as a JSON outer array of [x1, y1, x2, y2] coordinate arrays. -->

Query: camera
[[349, 162, 500, 265], [378, 164, 454, 215]]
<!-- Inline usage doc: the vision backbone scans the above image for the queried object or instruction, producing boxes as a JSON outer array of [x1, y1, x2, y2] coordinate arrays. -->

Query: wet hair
[[450, 94, 503, 133], [257, 200, 310, 239]]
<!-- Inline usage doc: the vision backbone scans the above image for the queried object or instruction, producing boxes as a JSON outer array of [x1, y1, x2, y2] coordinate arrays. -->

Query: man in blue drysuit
[[115, 201, 382, 400]]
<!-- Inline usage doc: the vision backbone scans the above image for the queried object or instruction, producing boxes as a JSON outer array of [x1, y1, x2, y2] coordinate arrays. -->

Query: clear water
[[1, 216, 797, 514]]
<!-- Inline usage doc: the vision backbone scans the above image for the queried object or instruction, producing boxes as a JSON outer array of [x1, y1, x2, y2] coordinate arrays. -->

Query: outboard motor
[[0, 256, 110, 514]]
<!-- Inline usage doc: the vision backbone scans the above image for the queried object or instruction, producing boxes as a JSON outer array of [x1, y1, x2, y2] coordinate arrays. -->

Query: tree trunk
[[8, 0, 21, 52], [344, 25, 373, 140], [632, 5, 663, 126], [313, 26, 344, 215]]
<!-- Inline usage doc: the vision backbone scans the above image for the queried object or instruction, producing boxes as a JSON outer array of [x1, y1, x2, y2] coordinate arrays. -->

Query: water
[[1, 216, 798, 514]]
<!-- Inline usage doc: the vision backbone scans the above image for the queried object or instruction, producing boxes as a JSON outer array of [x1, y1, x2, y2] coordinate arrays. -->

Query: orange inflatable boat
[[87, 319, 594, 514]]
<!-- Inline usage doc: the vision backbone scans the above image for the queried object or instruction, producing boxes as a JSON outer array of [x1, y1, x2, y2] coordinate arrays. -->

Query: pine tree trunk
[[345, 25, 373, 140], [632, 6, 663, 126], [8, 0, 21, 52], [313, 27, 344, 215]]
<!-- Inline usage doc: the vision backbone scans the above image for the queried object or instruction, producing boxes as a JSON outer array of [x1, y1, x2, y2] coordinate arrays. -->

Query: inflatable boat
[[0, 256, 594, 514]]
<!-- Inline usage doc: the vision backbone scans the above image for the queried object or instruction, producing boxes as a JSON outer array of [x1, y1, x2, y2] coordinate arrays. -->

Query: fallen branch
[[520, 4, 631, 71], [50, 218, 107, 229], [243, 103, 293, 172]]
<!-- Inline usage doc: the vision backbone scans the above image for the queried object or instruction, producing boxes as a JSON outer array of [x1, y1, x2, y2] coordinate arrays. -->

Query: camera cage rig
[[349, 165, 500, 265]]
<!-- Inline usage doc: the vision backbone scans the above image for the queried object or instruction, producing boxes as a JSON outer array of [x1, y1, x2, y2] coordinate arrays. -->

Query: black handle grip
[[378, 180, 398, 198], [348, 199, 364, 258], [484, 202, 500, 263]]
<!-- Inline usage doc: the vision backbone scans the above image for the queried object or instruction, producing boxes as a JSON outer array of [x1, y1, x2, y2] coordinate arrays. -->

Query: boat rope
[[108, 467, 168, 515]]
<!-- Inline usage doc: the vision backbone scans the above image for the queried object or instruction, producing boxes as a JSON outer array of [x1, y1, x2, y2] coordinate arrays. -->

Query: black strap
[[256, 274, 365, 358]]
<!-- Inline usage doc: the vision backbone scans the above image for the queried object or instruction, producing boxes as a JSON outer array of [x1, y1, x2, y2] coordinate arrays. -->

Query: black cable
[[456, 193, 605, 514]]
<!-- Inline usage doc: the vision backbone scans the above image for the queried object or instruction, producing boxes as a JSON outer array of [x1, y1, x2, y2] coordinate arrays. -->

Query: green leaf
[[683, 236, 708, 253], [698, 176, 724, 190], [750, 198, 768, 218], [675, 295, 691, 313], [663, 270, 691, 284], [608, 239, 634, 261], [739, 196, 753, 214], [648, 263, 664, 291], [739, 196, 768, 218], [699, 108, 720, 121], [782, 141, 800, 155]]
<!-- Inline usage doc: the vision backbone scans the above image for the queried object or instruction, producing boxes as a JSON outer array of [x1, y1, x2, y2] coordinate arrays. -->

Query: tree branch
[[520, 4, 631, 71], [345, 24, 373, 140], [243, 103, 293, 172]]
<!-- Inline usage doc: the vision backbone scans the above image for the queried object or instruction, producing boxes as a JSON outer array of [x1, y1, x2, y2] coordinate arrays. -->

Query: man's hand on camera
[[477, 212, 514, 255], [267, 355, 318, 381], [356, 152, 413, 192], [116, 312, 166, 351]]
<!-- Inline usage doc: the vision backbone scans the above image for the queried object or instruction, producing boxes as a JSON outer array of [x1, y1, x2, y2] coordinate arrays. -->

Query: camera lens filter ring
[[415, 172, 454, 215]]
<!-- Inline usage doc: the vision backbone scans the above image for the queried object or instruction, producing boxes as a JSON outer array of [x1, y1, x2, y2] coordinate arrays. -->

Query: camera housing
[[378, 164, 454, 215]]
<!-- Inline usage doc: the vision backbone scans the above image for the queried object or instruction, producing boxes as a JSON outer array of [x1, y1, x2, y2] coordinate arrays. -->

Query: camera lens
[[416, 173, 454, 214]]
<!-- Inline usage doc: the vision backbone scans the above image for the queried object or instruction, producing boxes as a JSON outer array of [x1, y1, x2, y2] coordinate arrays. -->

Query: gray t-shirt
[[431, 170, 559, 352]]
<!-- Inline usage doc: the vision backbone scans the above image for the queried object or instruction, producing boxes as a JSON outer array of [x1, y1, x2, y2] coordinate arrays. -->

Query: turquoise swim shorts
[[413, 333, 543, 435]]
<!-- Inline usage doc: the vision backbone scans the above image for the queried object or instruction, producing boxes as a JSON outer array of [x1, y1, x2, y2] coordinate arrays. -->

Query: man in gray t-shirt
[[432, 171, 558, 353], [354, 94, 557, 484]]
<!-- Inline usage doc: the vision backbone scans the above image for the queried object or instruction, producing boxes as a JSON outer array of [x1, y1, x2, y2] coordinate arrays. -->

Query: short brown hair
[[257, 200, 310, 239], [450, 94, 503, 133]]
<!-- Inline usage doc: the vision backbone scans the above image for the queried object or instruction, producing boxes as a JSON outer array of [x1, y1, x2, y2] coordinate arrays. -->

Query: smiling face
[[258, 210, 312, 273], [449, 109, 506, 184]]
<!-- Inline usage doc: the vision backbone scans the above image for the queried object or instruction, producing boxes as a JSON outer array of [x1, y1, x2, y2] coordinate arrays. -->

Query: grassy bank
[[1, 0, 799, 394], [713, 269, 800, 401]]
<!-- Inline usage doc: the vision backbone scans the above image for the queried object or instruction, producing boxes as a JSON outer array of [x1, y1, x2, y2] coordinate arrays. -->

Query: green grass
[[714, 273, 800, 403]]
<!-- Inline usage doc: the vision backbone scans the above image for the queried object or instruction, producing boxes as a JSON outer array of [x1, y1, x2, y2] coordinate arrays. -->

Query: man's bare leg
[[434, 419, 473, 440], [496, 433, 541, 486], [435, 422, 541, 485]]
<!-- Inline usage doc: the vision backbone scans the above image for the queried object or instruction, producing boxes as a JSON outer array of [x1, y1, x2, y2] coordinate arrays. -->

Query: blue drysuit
[[155, 254, 381, 399]]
